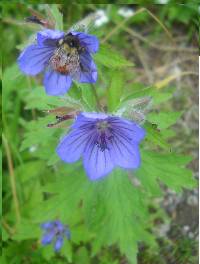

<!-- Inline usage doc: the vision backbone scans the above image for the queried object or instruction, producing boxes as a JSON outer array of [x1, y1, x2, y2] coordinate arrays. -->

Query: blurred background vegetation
[[2, 2, 199, 264]]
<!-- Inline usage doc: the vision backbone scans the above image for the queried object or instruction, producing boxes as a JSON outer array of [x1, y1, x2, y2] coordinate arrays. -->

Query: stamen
[[95, 121, 113, 151]]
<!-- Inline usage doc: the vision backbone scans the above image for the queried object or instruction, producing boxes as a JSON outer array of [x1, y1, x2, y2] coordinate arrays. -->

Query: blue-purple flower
[[41, 220, 70, 252], [56, 112, 145, 180], [17, 29, 99, 96]]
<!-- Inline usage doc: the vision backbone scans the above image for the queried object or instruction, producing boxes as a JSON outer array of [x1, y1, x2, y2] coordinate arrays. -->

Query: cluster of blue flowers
[[18, 28, 146, 251], [41, 220, 70, 252]]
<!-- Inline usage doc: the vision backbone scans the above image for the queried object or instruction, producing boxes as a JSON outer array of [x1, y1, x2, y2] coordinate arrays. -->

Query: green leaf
[[12, 219, 41, 241], [144, 122, 171, 151], [2, 63, 29, 107], [74, 247, 90, 264], [20, 116, 59, 151], [15, 161, 46, 183], [94, 44, 133, 69], [60, 240, 72, 263], [107, 70, 124, 112], [41, 245, 55, 261], [122, 84, 154, 103], [78, 83, 97, 111], [83, 169, 156, 264], [31, 165, 87, 224], [70, 225, 92, 244], [25, 86, 84, 111], [0, 255, 7, 264], [50, 4, 63, 30], [152, 91, 173, 105], [135, 150, 196, 194], [147, 111, 183, 130], [122, 84, 174, 106], [32, 165, 156, 263]]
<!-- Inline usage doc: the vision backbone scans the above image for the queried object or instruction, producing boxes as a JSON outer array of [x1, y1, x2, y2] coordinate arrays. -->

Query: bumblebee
[[50, 33, 85, 76]]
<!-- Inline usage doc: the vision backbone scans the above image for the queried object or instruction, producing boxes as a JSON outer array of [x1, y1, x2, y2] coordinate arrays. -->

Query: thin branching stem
[[102, 7, 173, 44], [125, 26, 198, 53], [2, 133, 21, 224], [155, 71, 199, 89]]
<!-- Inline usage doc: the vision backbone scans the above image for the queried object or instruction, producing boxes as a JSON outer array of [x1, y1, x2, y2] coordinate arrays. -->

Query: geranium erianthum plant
[[56, 112, 145, 180], [41, 220, 70, 252], [17, 29, 99, 95]]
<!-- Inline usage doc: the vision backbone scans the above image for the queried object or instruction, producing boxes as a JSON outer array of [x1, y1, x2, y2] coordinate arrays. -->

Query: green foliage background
[[2, 3, 198, 264]]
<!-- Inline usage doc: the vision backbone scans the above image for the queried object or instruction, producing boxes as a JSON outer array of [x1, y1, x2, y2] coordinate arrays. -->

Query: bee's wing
[[115, 96, 152, 124], [68, 13, 100, 33]]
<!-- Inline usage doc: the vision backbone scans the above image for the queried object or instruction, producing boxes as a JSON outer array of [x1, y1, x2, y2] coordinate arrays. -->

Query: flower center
[[96, 121, 113, 151], [96, 121, 109, 131]]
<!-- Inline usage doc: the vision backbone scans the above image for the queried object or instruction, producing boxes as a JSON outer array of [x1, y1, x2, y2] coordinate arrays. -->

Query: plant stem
[[91, 84, 101, 111], [2, 133, 21, 224], [2, 219, 15, 236]]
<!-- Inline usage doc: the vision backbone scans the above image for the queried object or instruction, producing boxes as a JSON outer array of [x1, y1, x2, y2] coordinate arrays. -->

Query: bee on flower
[[17, 29, 99, 96]]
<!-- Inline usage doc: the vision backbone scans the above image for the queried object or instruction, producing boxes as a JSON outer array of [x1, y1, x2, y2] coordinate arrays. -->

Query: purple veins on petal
[[110, 138, 141, 169], [56, 112, 146, 180], [56, 128, 94, 163], [83, 140, 114, 180], [17, 45, 54, 75], [109, 117, 146, 142]]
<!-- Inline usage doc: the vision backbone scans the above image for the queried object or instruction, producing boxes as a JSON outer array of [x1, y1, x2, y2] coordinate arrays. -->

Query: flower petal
[[72, 52, 97, 83], [43, 70, 72, 96], [54, 220, 64, 232], [79, 52, 98, 83], [109, 117, 146, 142], [83, 136, 114, 180], [72, 32, 99, 53], [72, 112, 108, 130], [56, 128, 93, 163], [54, 236, 63, 252], [17, 45, 54, 76], [110, 132, 141, 169], [37, 29, 64, 46], [41, 231, 55, 245], [41, 222, 54, 230]]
